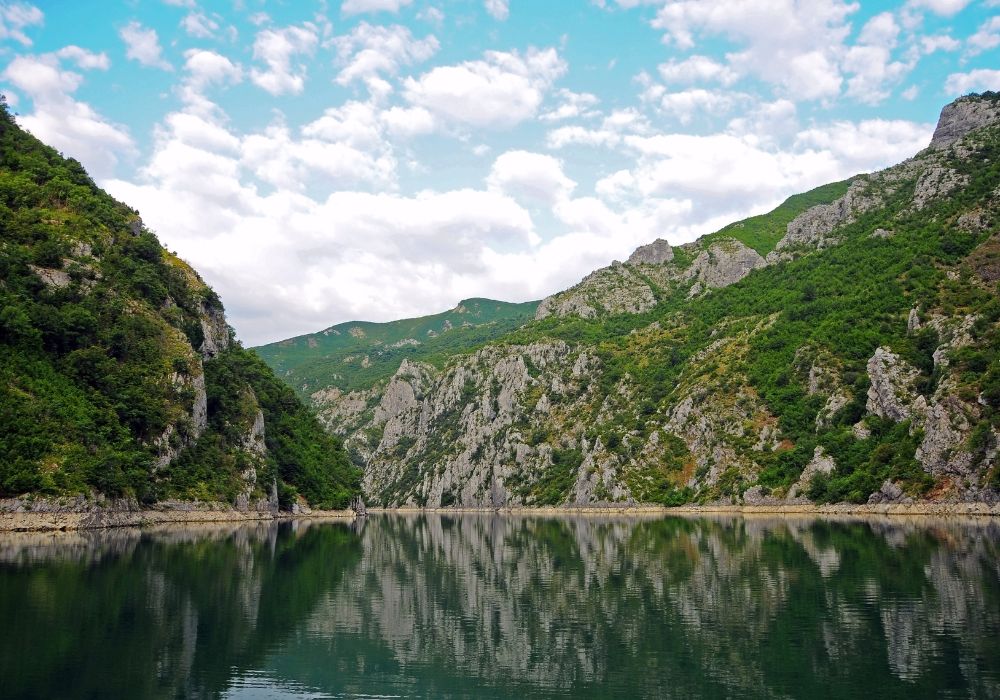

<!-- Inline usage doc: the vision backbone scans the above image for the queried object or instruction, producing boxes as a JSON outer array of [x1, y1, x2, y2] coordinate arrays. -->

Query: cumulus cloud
[[656, 88, 744, 124], [181, 12, 220, 39], [967, 16, 1000, 55], [843, 12, 911, 104], [657, 55, 737, 85], [648, 0, 856, 100], [249, 23, 318, 95], [55, 46, 110, 71], [403, 47, 566, 128], [905, 0, 971, 16], [487, 150, 576, 205], [945, 69, 1000, 95], [119, 21, 172, 71], [341, 0, 414, 15], [0, 2, 42, 46], [485, 0, 510, 21], [2, 51, 133, 177], [539, 88, 600, 121], [331, 22, 439, 91]]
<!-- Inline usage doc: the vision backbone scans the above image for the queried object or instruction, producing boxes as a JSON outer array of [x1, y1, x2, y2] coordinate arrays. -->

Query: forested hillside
[[0, 100, 360, 510], [264, 93, 1000, 509]]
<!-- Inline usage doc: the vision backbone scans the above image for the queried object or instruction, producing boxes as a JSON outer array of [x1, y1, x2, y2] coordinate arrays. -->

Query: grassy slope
[[254, 297, 539, 396], [700, 180, 853, 255]]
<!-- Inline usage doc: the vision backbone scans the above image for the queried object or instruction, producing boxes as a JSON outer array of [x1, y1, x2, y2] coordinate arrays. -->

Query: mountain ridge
[[258, 92, 1000, 509]]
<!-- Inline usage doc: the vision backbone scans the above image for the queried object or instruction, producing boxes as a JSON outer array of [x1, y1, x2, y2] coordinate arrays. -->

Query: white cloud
[[657, 88, 742, 124], [657, 55, 737, 85], [119, 21, 172, 71], [920, 34, 961, 53], [639, 0, 858, 101], [249, 23, 318, 95], [905, 0, 971, 16], [380, 105, 436, 137], [2, 52, 134, 177], [403, 47, 566, 128], [485, 0, 510, 21], [181, 12, 220, 39], [487, 150, 576, 205], [546, 125, 621, 149], [794, 119, 934, 170], [341, 0, 414, 15], [843, 14, 911, 105], [55, 46, 110, 71], [417, 7, 445, 24], [967, 16, 1000, 55], [0, 2, 42, 46], [331, 22, 438, 91], [945, 69, 1000, 95], [539, 88, 599, 121], [178, 48, 243, 116]]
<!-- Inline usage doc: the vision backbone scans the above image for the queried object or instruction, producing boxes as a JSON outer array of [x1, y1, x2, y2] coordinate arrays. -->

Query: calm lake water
[[1, 514, 999, 699]]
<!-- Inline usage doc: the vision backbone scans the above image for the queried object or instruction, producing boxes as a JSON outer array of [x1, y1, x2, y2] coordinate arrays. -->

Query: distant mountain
[[270, 93, 1000, 509], [254, 297, 539, 396], [0, 100, 360, 510]]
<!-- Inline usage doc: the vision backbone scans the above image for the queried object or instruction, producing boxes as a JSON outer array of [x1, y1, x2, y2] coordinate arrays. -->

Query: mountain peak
[[929, 91, 1000, 150]]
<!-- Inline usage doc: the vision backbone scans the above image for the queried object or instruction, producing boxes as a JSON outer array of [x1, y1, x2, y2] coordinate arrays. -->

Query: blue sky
[[1, 0, 998, 344]]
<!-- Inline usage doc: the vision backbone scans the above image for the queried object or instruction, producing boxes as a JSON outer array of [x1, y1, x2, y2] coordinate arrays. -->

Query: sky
[[1, 0, 999, 345]]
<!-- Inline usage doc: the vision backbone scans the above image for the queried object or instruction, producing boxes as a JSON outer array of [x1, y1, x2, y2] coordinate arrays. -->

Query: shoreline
[[0, 499, 355, 533], [2, 500, 998, 532], [371, 502, 1000, 517]]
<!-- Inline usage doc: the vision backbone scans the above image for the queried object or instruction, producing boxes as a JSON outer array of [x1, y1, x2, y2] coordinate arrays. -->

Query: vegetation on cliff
[[265, 94, 1000, 508], [0, 100, 359, 508]]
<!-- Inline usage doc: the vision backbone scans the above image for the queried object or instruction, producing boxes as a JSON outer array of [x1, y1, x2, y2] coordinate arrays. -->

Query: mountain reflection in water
[[0, 514, 998, 699]]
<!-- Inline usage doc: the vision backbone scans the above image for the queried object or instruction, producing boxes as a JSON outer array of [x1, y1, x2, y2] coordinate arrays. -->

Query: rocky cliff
[[0, 102, 360, 509], [269, 94, 1000, 508]]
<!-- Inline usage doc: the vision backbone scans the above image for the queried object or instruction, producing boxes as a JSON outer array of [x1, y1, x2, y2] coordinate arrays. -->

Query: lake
[[1, 514, 998, 698]]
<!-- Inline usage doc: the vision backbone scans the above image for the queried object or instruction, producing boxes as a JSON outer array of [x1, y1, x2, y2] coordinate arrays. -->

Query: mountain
[[0, 101, 360, 510], [254, 297, 539, 397], [262, 93, 1000, 509]]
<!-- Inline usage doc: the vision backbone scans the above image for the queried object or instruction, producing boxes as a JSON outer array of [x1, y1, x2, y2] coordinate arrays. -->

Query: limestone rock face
[[912, 166, 968, 210], [770, 179, 878, 256], [866, 348, 921, 423], [929, 95, 1000, 150], [535, 263, 656, 320], [685, 240, 765, 289], [199, 302, 231, 359], [868, 480, 908, 505], [787, 447, 836, 501], [627, 238, 674, 265]]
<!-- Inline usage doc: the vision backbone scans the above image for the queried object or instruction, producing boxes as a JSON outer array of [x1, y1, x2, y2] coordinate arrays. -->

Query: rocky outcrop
[[866, 348, 922, 423], [535, 262, 657, 319], [627, 238, 674, 265], [770, 179, 878, 257], [911, 166, 968, 210], [685, 240, 765, 290], [199, 302, 231, 358], [787, 447, 836, 501], [929, 94, 1000, 150]]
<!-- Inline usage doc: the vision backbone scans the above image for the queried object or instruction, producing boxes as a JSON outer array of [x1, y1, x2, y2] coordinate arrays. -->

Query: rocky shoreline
[[3, 498, 997, 532], [370, 502, 1000, 517], [0, 496, 355, 532]]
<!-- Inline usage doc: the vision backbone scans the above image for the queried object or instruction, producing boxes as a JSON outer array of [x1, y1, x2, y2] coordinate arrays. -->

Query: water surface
[[1, 514, 998, 698]]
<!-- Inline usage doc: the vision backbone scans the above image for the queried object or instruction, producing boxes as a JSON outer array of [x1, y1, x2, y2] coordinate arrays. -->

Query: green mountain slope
[[0, 101, 360, 509], [280, 93, 1000, 508], [254, 298, 539, 396], [701, 180, 853, 255]]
